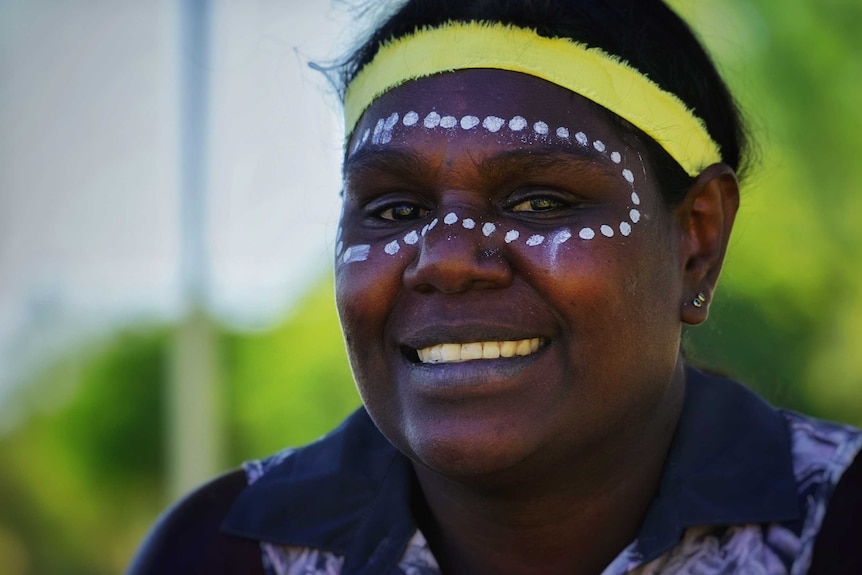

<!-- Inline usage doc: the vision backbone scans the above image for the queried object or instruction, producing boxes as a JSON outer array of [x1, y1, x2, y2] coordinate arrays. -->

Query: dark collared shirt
[[222, 368, 862, 574]]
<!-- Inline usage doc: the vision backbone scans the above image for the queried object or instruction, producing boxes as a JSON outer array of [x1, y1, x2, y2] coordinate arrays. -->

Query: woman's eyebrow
[[342, 148, 428, 179], [478, 147, 618, 180], [342, 143, 620, 182]]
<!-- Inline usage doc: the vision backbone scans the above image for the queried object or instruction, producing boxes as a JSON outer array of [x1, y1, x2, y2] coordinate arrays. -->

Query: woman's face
[[336, 70, 687, 478]]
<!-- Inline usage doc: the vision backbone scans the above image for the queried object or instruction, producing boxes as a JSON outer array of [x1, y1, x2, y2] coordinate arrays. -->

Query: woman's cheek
[[334, 236, 408, 332]]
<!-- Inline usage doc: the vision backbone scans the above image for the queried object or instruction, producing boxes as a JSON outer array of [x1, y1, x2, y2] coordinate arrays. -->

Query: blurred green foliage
[[1, 0, 861, 573], [0, 283, 357, 575], [671, 0, 862, 424]]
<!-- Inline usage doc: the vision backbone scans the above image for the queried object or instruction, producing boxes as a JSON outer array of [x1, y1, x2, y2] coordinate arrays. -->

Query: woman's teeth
[[417, 338, 542, 364]]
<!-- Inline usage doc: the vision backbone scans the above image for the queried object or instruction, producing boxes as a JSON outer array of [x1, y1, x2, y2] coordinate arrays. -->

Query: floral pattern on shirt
[[246, 411, 862, 575], [618, 412, 862, 575]]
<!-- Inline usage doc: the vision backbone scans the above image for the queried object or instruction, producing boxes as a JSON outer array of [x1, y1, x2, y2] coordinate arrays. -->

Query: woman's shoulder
[[781, 410, 862, 466], [780, 410, 862, 573], [125, 469, 263, 575]]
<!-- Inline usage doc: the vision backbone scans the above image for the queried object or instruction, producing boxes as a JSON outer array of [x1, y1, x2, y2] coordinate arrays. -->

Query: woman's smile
[[413, 337, 543, 364]]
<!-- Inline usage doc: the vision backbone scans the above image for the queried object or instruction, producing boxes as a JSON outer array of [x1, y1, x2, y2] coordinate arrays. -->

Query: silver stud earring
[[692, 293, 707, 308]]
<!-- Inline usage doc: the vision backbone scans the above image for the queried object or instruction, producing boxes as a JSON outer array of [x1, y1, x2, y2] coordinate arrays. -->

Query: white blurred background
[[0, 0, 354, 408]]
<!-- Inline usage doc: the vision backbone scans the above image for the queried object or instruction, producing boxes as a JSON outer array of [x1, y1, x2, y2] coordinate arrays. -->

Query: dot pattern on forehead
[[424, 112, 441, 128], [509, 116, 527, 131], [461, 115, 480, 130], [356, 109, 639, 189], [339, 110, 649, 265], [483, 116, 505, 133]]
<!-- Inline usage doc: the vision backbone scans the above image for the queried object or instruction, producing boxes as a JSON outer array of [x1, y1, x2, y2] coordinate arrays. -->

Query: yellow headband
[[344, 22, 721, 177]]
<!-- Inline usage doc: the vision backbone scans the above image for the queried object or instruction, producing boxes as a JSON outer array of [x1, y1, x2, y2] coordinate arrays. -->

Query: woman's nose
[[402, 215, 513, 294]]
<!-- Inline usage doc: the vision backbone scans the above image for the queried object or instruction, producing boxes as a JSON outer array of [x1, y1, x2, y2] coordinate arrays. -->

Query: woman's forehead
[[347, 69, 631, 160]]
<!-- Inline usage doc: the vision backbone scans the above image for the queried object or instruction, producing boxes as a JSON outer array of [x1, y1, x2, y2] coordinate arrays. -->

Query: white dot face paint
[[342, 244, 371, 264], [509, 116, 527, 131], [371, 118, 385, 145], [424, 112, 441, 128], [349, 110, 649, 256], [360, 111, 638, 196], [336, 241, 344, 257], [384, 240, 400, 255], [460, 115, 480, 130], [554, 229, 572, 244], [440, 116, 457, 129], [379, 112, 399, 144], [526, 234, 545, 247], [483, 116, 505, 132]]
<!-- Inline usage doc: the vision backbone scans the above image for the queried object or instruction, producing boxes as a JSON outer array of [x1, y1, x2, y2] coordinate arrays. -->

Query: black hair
[[336, 0, 750, 207]]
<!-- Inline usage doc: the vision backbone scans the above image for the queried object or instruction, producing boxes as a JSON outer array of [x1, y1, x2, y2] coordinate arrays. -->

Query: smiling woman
[[127, 1, 862, 574]]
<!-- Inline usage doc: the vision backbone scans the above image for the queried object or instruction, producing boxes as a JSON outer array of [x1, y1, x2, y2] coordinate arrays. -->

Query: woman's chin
[[404, 423, 538, 481]]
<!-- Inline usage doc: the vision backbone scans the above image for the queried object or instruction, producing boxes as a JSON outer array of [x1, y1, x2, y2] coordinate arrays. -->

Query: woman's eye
[[511, 197, 566, 212], [377, 203, 429, 221]]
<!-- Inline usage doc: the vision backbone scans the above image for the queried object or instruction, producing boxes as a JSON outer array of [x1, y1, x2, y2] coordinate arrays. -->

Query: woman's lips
[[416, 338, 543, 364]]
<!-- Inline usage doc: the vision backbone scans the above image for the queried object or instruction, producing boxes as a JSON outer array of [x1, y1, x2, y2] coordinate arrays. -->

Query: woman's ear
[[676, 163, 740, 325]]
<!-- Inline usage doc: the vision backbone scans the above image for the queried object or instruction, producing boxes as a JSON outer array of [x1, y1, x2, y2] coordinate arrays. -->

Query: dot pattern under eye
[[340, 110, 646, 265]]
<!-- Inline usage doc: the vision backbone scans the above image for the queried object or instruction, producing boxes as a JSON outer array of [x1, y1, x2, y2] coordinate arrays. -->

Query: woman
[[128, 1, 862, 573]]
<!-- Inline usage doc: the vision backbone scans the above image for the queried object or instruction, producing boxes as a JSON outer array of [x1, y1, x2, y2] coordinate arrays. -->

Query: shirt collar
[[222, 367, 800, 566], [222, 410, 419, 572], [635, 367, 800, 561]]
